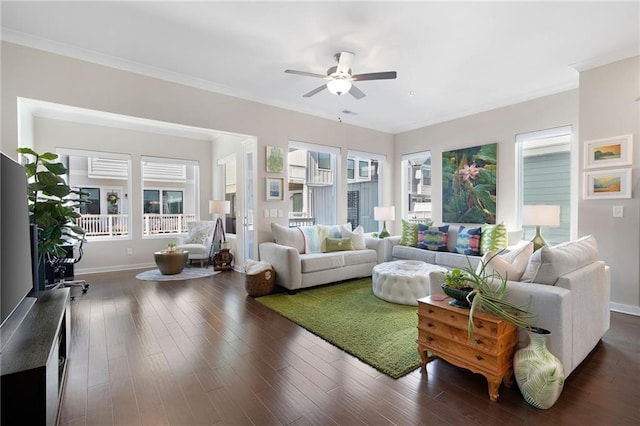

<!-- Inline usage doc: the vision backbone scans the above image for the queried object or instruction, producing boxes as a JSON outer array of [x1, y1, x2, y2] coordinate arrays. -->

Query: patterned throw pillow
[[481, 223, 508, 255], [417, 224, 449, 251], [455, 226, 482, 255], [398, 219, 419, 246], [185, 221, 215, 244]]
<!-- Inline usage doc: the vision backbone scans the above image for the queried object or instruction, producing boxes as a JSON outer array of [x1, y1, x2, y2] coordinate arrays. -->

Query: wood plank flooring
[[58, 269, 640, 425]]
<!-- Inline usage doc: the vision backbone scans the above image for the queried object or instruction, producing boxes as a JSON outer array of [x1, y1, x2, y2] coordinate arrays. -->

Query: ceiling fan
[[285, 51, 397, 99]]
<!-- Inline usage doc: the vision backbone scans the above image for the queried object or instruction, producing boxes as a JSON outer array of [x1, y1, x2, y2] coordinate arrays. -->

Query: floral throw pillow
[[185, 221, 215, 244], [455, 225, 482, 256]]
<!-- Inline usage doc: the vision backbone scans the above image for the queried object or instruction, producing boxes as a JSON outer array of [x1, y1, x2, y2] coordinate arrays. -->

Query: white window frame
[[401, 150, 432, 221]]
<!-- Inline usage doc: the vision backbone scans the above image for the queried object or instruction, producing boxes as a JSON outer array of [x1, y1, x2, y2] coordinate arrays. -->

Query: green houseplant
[[16, 148, 87, 263], [443, 253, 535, 339]]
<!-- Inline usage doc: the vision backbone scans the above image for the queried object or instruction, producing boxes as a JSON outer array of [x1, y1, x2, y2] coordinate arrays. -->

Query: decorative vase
[[513, 327, 565, 409], [441, 283, 474, 308]]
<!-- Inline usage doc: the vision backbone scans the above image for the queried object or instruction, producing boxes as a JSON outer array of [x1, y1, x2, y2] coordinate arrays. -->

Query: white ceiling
[[2, 1, 639, 134]]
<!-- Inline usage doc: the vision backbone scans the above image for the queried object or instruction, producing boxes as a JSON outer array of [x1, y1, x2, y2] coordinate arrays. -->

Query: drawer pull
[[427, 322, 434, 328], [475, 339, 483, 345], [475, 322, 484, 329], [427, 336, 434, 342], [475, 354, 484, 361], [427, 309, 435, 314]]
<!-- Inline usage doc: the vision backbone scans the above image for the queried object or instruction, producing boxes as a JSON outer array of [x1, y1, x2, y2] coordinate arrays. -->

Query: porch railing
[[76, 214, 129, 237], [77, 213, 197, 237], [143, 213, 196, 235]]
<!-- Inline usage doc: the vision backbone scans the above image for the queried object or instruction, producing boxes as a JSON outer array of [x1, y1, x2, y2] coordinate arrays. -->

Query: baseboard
[[610, 302, 640, 317], [75, 263, 155, 275]]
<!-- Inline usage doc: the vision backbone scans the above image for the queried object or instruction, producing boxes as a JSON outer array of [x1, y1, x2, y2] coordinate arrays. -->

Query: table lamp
[[522, 205, 560, 251], [374, 206, 395, 239]]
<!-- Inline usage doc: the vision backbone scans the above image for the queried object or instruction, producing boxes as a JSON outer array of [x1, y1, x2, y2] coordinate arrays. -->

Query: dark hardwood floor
[[58, 269, 640, 425]]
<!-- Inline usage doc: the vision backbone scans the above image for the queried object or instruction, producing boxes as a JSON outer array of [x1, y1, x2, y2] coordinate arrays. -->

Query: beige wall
[[1, 42, 395, 270], [394, 90, 579, 231], [578, 56, 640, 315]]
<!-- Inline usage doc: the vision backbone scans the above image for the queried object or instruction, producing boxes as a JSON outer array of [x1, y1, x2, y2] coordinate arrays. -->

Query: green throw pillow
[[326, 237, 354, 252], [398, 219, 433, 246], [481, 222, 508, 255]]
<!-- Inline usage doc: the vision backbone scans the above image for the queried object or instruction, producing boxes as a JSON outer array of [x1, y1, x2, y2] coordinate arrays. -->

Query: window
[[517, 126, 572, 245], [347, 151, 383, 232], [288, 142, 338, 226], [142, 156, 198, 236], [79, 188, 100, 215], [401, 151, 432, 222], [57, 149, 131, 239], [347, 159, 355, 179]]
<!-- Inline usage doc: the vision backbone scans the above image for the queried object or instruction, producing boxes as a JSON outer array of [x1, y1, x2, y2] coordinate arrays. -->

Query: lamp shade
[[374, 206, 395, 221], [522, 205, 560, 227], [209, 200, 230, 215], [327, 79, 352, 96]]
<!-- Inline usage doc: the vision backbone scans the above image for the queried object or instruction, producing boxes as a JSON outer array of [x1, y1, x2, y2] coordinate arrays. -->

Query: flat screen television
[[1, 152, 36, 327]]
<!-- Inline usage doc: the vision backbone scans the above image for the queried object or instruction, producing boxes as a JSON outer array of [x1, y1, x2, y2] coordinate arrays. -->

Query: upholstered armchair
[[176, 221, 215, 267]]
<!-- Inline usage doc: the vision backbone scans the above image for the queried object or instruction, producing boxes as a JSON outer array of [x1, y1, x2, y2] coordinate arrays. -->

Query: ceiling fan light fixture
[[327, 79, 352, 96]]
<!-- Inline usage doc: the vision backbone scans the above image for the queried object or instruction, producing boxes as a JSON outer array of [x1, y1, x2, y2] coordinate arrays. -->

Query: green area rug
[[256, 278, 423, 379]]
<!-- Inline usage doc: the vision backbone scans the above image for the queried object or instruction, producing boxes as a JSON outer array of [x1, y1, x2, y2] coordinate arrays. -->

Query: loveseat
[[427, 234, 610, 378], [259, 223, 387, 291]]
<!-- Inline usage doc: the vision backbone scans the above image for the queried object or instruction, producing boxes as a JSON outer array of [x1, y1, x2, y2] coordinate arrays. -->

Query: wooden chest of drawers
[[417, 295, 518, 402]]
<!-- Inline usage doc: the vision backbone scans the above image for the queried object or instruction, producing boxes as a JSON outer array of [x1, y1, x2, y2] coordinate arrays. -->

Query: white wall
[[394, 90, 579, 232], [33, 116, 213, 272], [578, 56, 640, 315], [1, 41, 395, 265]]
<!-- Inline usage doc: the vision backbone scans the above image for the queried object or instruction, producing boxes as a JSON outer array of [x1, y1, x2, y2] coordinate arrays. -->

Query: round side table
[[154, 250, 189, 275]]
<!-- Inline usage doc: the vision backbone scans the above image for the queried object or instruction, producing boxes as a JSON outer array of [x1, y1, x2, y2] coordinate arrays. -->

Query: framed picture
[[584, 168, 632, 199], [266, 177, 283, 200], [266, 145, 284, 173], [442, 143, 497, 224], [584, 135, 633, 169]]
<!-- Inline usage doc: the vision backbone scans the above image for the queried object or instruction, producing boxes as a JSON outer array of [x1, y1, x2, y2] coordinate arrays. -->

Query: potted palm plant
[[17, 148, 87, 287]]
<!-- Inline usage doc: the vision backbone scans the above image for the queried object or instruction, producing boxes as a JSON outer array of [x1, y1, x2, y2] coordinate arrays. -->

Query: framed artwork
[[266, 145, 284, 173], [266, 177, 283, 201], [584, 135, 633, 169], [442, 143, 497, 224], [584, 168, 632, 199]]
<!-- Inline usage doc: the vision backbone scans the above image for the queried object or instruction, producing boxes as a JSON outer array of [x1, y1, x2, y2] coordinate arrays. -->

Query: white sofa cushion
[[300, 252, 345, 273], [341, 224, 366, 250], [521, 235, 598, 285], [480, 241, 533, 282], [342, 249, 377, 266], [393, 245, 437, 263], [271, 222, 305, 253]]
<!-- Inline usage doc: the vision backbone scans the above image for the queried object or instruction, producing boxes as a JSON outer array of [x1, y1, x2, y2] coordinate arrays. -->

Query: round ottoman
[[372, 260, 447, 305]]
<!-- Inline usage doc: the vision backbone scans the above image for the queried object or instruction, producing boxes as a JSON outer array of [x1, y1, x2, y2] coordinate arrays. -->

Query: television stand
[[1, 288, 70, 425]]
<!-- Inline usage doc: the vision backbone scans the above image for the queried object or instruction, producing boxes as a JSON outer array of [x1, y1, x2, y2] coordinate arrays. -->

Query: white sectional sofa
[[427, 235, 610, 378], [259, 223, 387, 291]]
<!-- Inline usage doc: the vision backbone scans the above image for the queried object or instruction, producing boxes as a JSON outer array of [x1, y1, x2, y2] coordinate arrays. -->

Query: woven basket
[[245, 268, 275, 297]]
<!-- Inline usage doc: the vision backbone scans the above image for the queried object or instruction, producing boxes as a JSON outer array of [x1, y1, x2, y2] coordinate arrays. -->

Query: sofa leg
[[287, 289, 298, 295]]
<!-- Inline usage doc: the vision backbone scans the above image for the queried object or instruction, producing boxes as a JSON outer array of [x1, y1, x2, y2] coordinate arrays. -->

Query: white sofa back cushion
[[271, 222, 305, 253], [479, 241, 533, 282], [521, 235, 598, 285], [341, 224, 366, 250]]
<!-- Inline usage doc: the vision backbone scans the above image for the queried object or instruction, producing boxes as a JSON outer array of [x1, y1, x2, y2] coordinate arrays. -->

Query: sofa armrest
[[429, 270, 574, 376], [364, 237, 391, 263], [258, 242, 302, 290]]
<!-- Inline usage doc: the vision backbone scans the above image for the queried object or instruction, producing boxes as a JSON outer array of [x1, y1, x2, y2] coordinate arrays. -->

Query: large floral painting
[[442, 143, 497, 224]]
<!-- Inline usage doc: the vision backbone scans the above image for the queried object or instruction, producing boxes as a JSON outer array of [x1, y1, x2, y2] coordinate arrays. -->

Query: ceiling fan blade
[[352, 71, 397, 81], [336, 51, 354, 75], [285, 69, 327, 79], [303, 84, 327, 98], [349, 84, 366, 100]]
